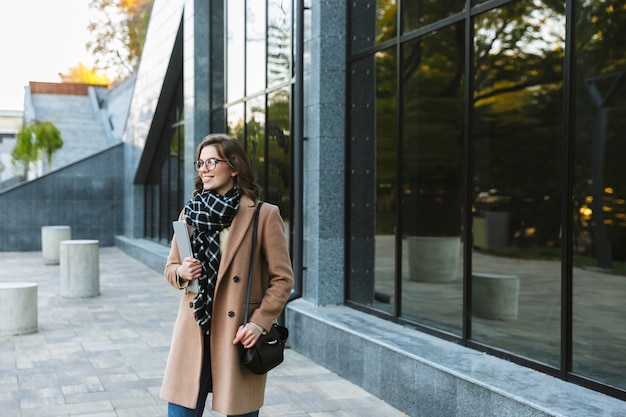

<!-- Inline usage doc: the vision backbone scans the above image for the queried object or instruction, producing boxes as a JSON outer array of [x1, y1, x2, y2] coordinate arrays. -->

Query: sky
[[0, 0, 94, 111]]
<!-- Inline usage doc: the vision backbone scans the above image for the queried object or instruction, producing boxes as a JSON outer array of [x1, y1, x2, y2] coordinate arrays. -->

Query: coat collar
[[218, 194, 258, 274]]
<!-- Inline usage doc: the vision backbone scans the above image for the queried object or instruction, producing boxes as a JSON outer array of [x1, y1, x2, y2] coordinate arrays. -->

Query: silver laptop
[[172, 221, 199, 294]]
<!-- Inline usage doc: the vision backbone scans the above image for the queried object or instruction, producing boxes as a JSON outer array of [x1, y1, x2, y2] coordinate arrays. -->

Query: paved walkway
[[0, 247, 407, 417]]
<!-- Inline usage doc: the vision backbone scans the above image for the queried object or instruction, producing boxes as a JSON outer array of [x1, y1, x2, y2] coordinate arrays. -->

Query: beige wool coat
[[160, 196, 294, 415]]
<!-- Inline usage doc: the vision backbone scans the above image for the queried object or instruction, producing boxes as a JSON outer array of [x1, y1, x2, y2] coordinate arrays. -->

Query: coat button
[[233, 276, 240, 283], [228, 311, 235, 317], [189, 302, 194, 308]]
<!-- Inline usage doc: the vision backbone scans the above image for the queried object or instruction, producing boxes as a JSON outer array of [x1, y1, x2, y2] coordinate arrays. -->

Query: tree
[[11, 121, 63, 179], [86, 0, 154, 81], [59, 62, 110, 85]]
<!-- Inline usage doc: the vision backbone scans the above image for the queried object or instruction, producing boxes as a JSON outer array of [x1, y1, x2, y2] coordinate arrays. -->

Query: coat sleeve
[[164, 209, 186, 289], [248, 204, 294, 331]]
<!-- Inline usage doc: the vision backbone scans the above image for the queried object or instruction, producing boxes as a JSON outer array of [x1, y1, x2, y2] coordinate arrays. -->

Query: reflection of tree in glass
[[472, 2, 565, 249], [268, 0, 292, 86], [375, 0, 396, 44], [246, 102, 265, 178], [400, 23, 464, 237], [227, 105, 245, 143], [267, 90, 291, 215], [228, 93, 291, 218], [574, 0, 626, 265], [402, 0, 465, 33]]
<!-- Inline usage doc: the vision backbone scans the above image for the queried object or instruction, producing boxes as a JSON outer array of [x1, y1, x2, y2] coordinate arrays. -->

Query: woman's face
[[197, 145, 237, 195]]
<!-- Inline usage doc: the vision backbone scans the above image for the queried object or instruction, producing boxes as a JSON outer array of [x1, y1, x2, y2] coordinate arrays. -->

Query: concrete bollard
[[0, 282, 38, 335], [472, 272, 520, 320], [60, 240, 100, 298], [408, 236, 461, 282], [42, 225, 72, 265]]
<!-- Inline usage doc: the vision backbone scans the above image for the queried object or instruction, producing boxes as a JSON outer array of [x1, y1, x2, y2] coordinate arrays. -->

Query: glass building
[[116, 0, 626, 414]]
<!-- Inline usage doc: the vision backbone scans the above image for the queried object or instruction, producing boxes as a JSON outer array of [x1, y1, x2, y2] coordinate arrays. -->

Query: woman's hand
[[178, 256, 202, 281], [232, 322, 262, 349]]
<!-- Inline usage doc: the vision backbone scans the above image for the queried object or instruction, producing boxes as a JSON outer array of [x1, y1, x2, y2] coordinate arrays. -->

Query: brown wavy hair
[[192, 133, 261, 201]]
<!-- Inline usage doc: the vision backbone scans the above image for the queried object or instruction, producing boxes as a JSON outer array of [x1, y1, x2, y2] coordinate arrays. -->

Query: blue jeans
[[168, 403, 259, 417], [167, 334, 259, 417]]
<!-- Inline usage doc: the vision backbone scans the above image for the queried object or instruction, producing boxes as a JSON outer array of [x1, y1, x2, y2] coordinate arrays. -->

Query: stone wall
[[0, 144, 124, 251]]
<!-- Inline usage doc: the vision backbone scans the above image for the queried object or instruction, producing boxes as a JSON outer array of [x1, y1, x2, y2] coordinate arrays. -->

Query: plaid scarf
[[184, 188, 240, 335]]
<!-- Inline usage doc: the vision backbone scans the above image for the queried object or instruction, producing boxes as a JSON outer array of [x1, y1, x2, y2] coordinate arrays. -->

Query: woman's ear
[[231, 170, 238, 178]]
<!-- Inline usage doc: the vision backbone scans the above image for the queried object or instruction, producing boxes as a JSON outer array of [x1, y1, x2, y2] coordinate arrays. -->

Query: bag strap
[[242, 201, 263, 326]]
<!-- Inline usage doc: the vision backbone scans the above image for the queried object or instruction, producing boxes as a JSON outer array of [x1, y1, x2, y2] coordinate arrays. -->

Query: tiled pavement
[[0, 247, 407, 417]]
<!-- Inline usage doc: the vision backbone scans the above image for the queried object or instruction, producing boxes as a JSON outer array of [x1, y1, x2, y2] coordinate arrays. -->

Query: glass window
[[266, 88, 291, 214], [374, 47, 398, 316], [144, 80, 185, 245], [246, 97, 266, 190], [246, 1, 267, 95], [572, 0, 626, 390], [348, 48, 397, 316], [227, 103, 245, 141], [227, 0, 245, 102], [346, 0, 626, 400], [400, 23, 465, 334], [267, 0, 292, 87], [402, 0, 465, 33], [376, 0, 397, 44], [225, 0, 294, 250], [471, 1, 565, 366]]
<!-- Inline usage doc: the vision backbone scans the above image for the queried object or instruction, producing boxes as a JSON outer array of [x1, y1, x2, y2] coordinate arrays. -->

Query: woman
[[160, 134, 294, 417]]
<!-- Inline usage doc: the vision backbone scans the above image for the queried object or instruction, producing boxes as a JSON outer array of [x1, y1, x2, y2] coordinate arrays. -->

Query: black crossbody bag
[[239, 201, 289, 374]]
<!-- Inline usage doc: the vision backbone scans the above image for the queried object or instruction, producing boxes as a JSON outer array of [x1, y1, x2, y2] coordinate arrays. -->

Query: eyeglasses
[[193, 157, 228, 171]]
